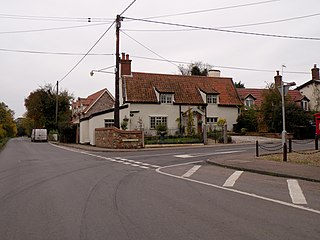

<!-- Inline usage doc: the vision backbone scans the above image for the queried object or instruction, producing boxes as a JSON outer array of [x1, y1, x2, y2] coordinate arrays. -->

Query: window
[[207, 95, 217, 104], [301, 100, 309, 111], [245, 99, 254, 108], [150, 116, 167, 129], [207, 117, 218, 123], [160, 94, 173, 104], [104, 119, 114, 127]]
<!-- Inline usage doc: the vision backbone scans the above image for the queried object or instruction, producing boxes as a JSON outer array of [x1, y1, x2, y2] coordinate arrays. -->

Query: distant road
[[0, 138, 319, 240]]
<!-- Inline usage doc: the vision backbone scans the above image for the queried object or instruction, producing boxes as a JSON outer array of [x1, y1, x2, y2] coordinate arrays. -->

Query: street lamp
[[279, 80, 296, 145], [89, 66, 115, 76]]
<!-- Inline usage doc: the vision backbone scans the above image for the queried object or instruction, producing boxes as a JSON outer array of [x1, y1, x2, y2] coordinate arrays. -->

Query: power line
[[57, 0, 136, 84], [0, 13, 113, 22], [121, 30, 179, 68], [141, 0, 279, 20], [0, 22, 111, 34], [0, 48, 113, 56], [130, 55, 310, 75], [123, 17, 320, 41], [123, 12, 320, 32], [58, 21, 115, 83]]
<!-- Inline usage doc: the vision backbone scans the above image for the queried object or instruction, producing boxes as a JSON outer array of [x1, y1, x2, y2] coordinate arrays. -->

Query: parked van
[[31, 129, 48, 142]]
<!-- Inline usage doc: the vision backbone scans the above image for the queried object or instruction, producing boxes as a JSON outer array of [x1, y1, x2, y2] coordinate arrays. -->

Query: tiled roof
[[237, 88, 267, 107], [237, 88, 306, 107], [124, 72, 242, 106], [72, 88, 114, 116]]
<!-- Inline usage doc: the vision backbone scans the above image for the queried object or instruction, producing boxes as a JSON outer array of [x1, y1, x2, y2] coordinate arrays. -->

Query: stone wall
[[95, 127, 144, 149]]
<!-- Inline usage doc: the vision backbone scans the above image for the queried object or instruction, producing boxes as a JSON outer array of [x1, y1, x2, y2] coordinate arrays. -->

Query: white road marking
[[174, 150, 245, 158], [182, 165, 202, 178], [50, 144, 155, 170], [223, 171, 244, 187], [175, 154, 194, 158], [156, 162, 320, 215], [287, 179, 307, 205]]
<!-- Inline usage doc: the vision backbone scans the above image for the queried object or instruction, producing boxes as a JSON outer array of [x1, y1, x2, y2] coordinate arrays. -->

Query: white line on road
[[156, 162, 320, 215], [223, 171, 244, 187], [182, 165, 202, 178], [174, 150, 245, 158], [287, 179, 307, 205]]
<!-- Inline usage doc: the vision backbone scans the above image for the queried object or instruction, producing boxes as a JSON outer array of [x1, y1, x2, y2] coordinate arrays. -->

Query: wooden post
[[288, 138, 292, 153], [283, 142, 287, 162], [256, 141, 259, 157]]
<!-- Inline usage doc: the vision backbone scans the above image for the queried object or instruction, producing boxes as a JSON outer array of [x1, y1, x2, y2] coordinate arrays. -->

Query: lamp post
[[279, 80, 296, 145]]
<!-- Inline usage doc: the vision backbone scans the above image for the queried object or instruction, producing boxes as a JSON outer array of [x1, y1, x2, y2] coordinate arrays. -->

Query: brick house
[[237, 71, 309, 110], [72, 88, 115, 144]]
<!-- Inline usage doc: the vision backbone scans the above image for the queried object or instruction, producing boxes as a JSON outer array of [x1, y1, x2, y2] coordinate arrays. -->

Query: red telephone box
[[314, 113, 320, 136]]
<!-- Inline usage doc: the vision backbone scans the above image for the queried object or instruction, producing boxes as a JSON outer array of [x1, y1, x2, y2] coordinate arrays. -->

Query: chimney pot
[[126, 54, 129, 60], [121, 52, 125, 60]]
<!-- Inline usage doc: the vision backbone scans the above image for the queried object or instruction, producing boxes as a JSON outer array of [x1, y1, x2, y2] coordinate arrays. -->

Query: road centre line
[[182, 165, 202, 178], [156, 162, 320, 215], [51, 144, 156, 169], [223, 171, 244, 187], [287, 179, 307, 205]]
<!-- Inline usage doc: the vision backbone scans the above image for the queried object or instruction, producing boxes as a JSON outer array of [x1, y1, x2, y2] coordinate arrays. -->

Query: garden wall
[[95, 127, 144, 149]]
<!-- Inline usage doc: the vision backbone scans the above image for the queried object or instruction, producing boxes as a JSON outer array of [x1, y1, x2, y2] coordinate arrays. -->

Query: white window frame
[[160, 94, 173, 104], [150, 116, 168, 129], [245, 98, 254, 108], [104, 119, 114, 128], [301, 100, 309, 111], [207, 117, 218, 123], [207, 95, 217, 104]]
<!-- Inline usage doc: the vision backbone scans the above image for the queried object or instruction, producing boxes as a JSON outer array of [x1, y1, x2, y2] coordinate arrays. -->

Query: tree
[[235, 107, 258, 132], [0, 102, 17, 138], [24, 84, 73, 133], [260, 85, 311, 133], [234, 81, 245, 88], [179, 61, 212, 76]]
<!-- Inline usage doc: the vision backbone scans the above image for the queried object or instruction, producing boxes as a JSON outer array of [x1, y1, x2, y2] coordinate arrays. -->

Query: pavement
[[52, 135, 320, 183]]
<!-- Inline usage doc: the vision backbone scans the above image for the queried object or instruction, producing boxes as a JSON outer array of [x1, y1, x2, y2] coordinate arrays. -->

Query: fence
[[256, 137, 320, 162]]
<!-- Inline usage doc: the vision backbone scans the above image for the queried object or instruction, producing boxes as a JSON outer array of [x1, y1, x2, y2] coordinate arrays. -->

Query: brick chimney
[[120, 52, 132, 76], [274, 70, 282, 87], [311, 64, 319, 80]]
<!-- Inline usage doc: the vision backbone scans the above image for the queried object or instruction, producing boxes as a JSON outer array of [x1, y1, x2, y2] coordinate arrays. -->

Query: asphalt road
[[0, 138, 319, 240]]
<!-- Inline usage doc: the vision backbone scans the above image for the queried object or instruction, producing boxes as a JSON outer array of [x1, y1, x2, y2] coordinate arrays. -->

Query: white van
[[31, 129, 48, 142]]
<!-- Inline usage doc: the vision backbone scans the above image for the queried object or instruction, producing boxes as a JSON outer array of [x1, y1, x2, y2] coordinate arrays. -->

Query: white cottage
[[119, 53, 242, 136], [76, 53, 243, 145]]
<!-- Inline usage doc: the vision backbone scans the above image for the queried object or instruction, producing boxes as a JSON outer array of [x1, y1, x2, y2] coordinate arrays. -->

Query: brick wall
[[95, 127, 144, 149]]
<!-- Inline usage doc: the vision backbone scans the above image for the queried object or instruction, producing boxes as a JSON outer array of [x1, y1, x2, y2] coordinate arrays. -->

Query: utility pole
[[114, 14, 122, 129], [55, 80, 59, 129]]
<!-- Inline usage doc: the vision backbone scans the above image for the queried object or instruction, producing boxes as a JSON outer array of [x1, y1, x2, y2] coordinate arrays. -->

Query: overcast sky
[[1, 0, 319, 118]]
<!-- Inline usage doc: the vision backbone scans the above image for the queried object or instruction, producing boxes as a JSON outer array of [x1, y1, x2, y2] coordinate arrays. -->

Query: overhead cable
[[141, 0, 279, 20], [58, 21, 115, 83], [0, 22, 111, 34], [123, 17, 320, 41]]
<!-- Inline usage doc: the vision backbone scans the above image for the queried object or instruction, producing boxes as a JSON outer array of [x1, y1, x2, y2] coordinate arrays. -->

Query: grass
[[0, 138, 9, 151], [261, 150, 320, 167]]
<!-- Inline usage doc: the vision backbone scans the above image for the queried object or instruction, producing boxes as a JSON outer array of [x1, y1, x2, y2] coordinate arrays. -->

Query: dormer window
[[160, 94, 173, 104], [207, 94, 217, 104], [245, 98, 254, 108]]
